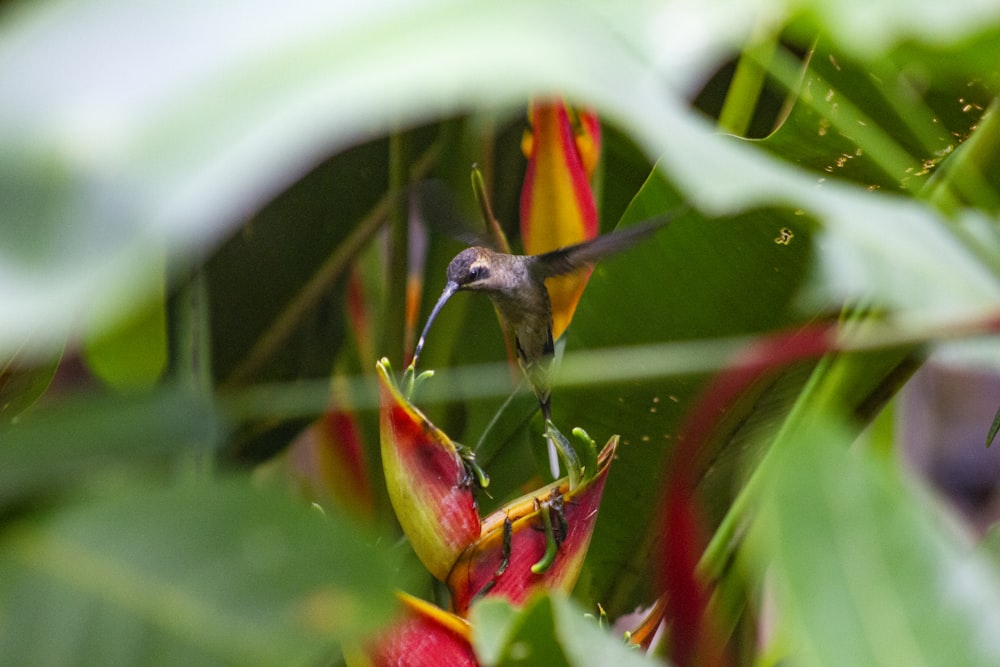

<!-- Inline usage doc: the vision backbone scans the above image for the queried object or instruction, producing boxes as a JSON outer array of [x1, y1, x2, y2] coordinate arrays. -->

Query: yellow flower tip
[[573, 108, 602, 177], [354, 593, 476, 667], [397, 592, 472, 641], [520, 99, 601, 340]]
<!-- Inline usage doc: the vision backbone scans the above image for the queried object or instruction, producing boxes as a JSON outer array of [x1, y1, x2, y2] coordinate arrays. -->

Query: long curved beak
[[410, 281, 459, 368]]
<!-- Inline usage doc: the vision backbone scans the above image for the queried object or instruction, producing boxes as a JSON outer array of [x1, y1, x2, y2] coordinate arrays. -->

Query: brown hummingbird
[[411, 215, 673, 476]]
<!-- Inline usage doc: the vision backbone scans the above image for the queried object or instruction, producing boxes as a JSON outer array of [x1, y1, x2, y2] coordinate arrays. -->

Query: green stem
[[718, 22, 778, 137], [920, 98, 1000, 281], [171, 265, 215, 475], [869, 61, 950, 161], [383, 131, 410, 366], [698, 307, 895, 583], [471, 165, 510, 253]]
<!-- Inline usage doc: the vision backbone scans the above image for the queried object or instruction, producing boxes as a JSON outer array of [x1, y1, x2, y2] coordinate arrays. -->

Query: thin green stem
[[471, 166, 510, 253], [170, 265, 215, 475], [219, 310, 1000, 423], [718, 22, 779, 137], [383, 131, 410, 367], [868, 62, 951, 162], [173, 267, 213, 398]]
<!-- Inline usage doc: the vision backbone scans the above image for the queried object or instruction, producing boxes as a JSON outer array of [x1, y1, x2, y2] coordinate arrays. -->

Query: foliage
[[3, 0, 1000, 664]]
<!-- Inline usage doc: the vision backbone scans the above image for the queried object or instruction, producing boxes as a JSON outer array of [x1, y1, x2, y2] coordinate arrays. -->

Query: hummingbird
[[411, 216, 672, 476]]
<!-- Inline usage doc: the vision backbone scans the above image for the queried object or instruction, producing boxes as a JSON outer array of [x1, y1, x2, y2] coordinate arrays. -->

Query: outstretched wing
[[531, 211, 680, 278]]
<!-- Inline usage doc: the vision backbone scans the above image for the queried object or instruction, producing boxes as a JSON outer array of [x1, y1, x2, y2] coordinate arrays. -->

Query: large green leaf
[[553, 169, 814, 612], [0, 479, 408, 666], [751, 411, 1000, 666], [795, 1, 1000, 60], [4, 0, 1000, 359]]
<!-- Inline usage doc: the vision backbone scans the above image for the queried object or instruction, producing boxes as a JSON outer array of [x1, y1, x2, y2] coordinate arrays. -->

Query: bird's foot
[[455, 441, 490, 491], [531, 488, 568, 574]]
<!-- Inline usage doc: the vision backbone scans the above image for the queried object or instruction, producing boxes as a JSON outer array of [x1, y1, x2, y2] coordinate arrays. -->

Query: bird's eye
[[467, 266, 488, 283]]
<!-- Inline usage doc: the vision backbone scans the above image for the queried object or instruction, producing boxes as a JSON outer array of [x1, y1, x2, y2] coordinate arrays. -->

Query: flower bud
[[377, 360, 481, 581]]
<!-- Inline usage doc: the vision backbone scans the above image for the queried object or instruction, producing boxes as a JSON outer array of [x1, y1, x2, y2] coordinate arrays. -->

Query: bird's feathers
[[531, 215, 671, 279]]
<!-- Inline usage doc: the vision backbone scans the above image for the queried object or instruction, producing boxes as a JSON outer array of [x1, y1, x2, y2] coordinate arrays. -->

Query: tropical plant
[[3, 1, 1000, 665]]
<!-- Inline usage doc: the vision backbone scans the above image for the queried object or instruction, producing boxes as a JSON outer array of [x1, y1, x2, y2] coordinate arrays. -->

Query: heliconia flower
[[346, 592, 478, 667], [447, 436, 618, 617], [286, 401, 375, 520], [377, 359, 482, 581], [347, 264, 375, 365], [520, 101, 601, 340]]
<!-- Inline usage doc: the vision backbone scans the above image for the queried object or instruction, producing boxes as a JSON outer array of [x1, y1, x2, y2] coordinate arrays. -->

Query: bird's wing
[[531, 212, 679, 278]]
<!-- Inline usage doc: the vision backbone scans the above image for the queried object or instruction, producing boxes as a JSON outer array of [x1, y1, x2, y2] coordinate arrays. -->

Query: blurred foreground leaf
[[0, 387, 220, 504], [5, 0, 1000, 359], [753, 412, 1000, 666], [558, 172, 813, 613], [0, 479, 406, 665], [0, 341, 61, 422], [471, 594, 656, 667], [83, 290, 168, 390]]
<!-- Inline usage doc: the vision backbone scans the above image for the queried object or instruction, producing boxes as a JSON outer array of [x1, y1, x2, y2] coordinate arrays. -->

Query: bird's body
[[411, 217, 670, 475], [444, 246, 558, 418]]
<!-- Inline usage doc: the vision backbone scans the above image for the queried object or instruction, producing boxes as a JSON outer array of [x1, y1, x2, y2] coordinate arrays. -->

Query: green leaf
[[6, 0, 1000, 362], [470, 594, 657, 667], [0, 479, 407, 666], [793, 0, 1000, 62], [752, 411, 1000, 666], [84, 285, 168, 390], [0, 387, 221, 505], [988, 404, 1000, 447], [556, 171, 814, 612], [0, 338, 61, 422]]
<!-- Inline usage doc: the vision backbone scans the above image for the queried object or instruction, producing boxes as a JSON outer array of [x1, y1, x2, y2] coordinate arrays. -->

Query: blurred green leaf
[[557, 171, 814, 613], [0, 478, 406, 666], [0, 387, 221, 505], [471, 594, 656, 667], [0, 340, 61, 423], [84, 274, 168, 390], [752, 411, 1000, 666], [793, 0, 1000, 62], [4, 0, 1000, 359], [988, 404, 1000, 447]]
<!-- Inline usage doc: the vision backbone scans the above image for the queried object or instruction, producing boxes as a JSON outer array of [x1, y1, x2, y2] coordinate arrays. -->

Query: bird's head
[[446, 247, 495, 291]]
